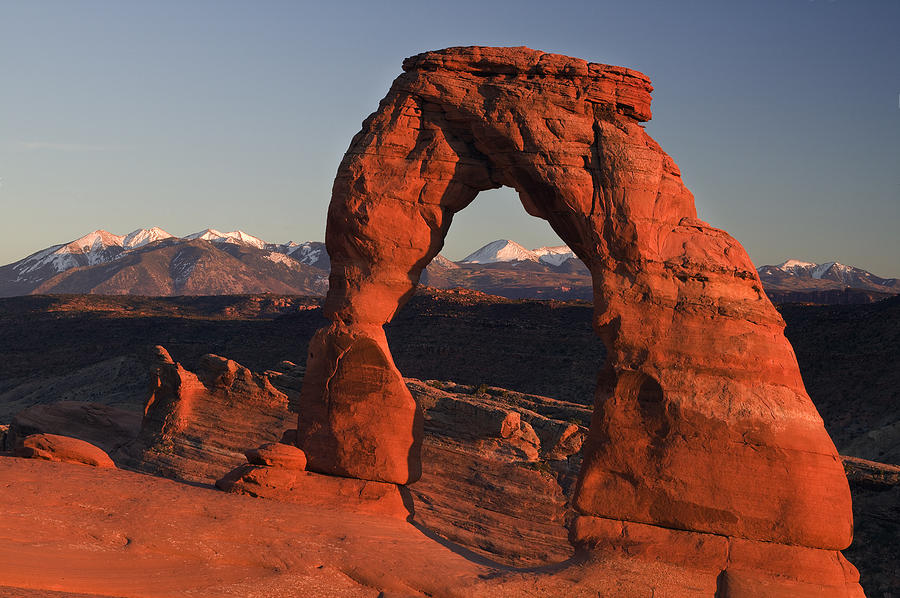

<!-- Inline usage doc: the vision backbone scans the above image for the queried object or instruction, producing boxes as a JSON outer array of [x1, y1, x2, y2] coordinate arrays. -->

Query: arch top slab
[[398, 45, 655, 123], [297, 47, 853, 553]]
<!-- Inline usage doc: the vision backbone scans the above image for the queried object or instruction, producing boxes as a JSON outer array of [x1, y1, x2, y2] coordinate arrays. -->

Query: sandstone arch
[[297, 47, 857, 579]]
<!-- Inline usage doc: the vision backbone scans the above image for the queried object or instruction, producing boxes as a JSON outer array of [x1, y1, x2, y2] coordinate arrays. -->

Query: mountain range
[[460, 239, 576, 266], [0, 228, 328, 297], [756, 259, 900, 300], [1, 229, 897, 304]]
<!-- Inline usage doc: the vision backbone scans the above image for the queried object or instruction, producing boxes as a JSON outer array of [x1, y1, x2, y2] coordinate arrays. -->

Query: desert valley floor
[[0, 291, 897, 596]]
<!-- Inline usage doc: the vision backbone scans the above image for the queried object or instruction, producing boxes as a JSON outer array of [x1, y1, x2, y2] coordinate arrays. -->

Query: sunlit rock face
[[116, 346, 295, 483], [297, 46, 858, 592]]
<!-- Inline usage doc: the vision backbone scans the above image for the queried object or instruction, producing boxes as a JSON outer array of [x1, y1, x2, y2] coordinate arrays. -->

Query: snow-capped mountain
[[763, 259, 862, 281], [419, 239, 589, 299], [757, 259, 900, 300], [0, 228, 328, 297], [286, 241, 330, 270], [770, 259, 817, 276], [3, 229, 896, 305], [532, 245, 577, 266], [12, 228, 300, 279], [430, 254, 459, 270], [9, 228, 170, 286], [123, 227, 174, 249], [461, 239, 576, 266], [184, 228, 267, 249], [461, 240, 536, 264]]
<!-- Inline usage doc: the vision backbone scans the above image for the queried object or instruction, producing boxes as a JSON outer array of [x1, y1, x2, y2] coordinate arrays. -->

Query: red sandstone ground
[[0, 292, 897, 595], [0, 335, 891, 596], [1, 457, 752, 598]]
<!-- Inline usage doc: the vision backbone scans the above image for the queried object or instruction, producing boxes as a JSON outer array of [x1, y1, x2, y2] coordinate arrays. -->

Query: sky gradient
[[1, 0, 898, 275]]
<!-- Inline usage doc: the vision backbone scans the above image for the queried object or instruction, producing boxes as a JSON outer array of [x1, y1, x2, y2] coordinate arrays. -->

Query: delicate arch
[[297, 46, 852, 553]]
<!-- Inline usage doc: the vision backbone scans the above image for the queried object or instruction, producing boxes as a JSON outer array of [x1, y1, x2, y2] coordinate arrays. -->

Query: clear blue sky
[[1, 0, 897, 275]]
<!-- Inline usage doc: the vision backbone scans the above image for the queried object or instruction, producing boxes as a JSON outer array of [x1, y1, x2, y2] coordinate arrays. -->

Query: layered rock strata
[[296, 44, 858, 589], [407, 379, 591, 565], [116, 346, 295, 482]]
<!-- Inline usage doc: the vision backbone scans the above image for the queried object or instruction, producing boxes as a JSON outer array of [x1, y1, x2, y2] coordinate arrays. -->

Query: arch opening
[[390, 180, 606, 405], [440, 187, 566, 262], [377, 184, 611, 565], [296, 46, 856, 563]]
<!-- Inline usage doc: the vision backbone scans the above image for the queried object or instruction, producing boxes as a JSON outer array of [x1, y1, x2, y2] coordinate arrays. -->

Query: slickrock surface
[[115, 346, 295, 482], [297, 44, 854, 583], [0, 458, 862, 597], [0, 292, 894, 593], [0, 354, 879, 594], [7, 353, 589, 568], [14, 433, 115, 468]]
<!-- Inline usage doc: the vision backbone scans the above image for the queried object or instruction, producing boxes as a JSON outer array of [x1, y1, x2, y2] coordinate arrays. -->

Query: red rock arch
[[297, 47, 852, 555]]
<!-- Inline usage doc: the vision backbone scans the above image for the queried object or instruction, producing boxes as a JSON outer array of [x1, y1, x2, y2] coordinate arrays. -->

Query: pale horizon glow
[[1, 0, 897, 277]]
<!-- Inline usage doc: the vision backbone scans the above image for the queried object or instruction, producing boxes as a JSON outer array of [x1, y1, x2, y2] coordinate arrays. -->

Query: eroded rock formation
[[297, 46, 860, 592], [116, 346, 295, 482], [407, 379, 590, 566]]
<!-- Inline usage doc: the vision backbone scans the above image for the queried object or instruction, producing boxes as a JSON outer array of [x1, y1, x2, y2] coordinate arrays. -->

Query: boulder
[[245, 442, 307, 470], [216, 466, 410, 519], [14, 433, 115, 468], [216, 449, 408, 519]]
